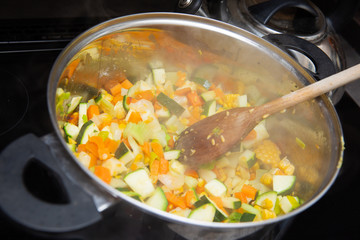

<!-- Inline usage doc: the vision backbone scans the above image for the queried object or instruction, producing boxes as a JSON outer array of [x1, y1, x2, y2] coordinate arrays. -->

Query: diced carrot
[[150, 159, 160, 184], [234, 191, 248, 204], [85, 142, 99, 158], [93, 166, 111, 184], [165, 192, 187, 209], [77, 144, 87, 153], [121, 79, 133, 89], [112, 93, 123, 104], [243, 129, 257, 141], [136, 90, 154, 101], [89, 136, 110, 161], [87, 105, 100, 119], [185, 190, 196, 208], [104, 138, 119, 154], [249, 171, 256, 181], [128, 111, 142, 123], [187, 91, 204, 107], [185, 169, 199, 179], [209, 196, 228, 216], [110, 83, 123, 96], [159, 158, 169, 174], [175, 71, 186, 87], [241, 184, 257, 200], [88, 152, 97, 169], [151, 142, 164, 159], [65, 58, 80, 79], [235, 208, 245, 214], [174, 87, 192, 96], [212, 167, 221, 180], [142, 142, 151, 157]]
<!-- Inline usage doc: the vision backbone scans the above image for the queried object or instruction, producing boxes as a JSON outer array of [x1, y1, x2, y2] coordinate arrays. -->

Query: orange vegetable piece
[[243, 129, 257, 141], [104, 138, 119, 154], [121, 79, 133, 89], [241, 184, 257, 200], [87, 105, 100, 119], [141, 142, 151, 157], [85, 142, 99, 158], [234, 191, 248, 204], [185, 169, 199, 179], [185, 190, 196, 208], [187, 91, 204, 107], [167, 136, 175, 149], [77, 144, 87, 153], [151, 142, 164, 159], [68, 112, 79, 125], [175, 71, 186, 87], [136, 90, 154, 101], [165, 192, 187, 209], [112, 93, 123, 104], [150, 159, 160, 184], [110, 83, 123, 96], [174, 87, 192, 96], [88, 152, 97, 169], [209, 196, 228, 216], [128, 111, 142, 123], [159, 158, 169, 174], [93, 166, 111, 184]]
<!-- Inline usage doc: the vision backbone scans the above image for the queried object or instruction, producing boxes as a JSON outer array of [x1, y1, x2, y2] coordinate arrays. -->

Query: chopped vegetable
[[58, 62, 303, 224]]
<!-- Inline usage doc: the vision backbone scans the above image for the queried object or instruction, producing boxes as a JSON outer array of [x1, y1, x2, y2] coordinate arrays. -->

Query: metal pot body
[[46, 13, 343, 239]]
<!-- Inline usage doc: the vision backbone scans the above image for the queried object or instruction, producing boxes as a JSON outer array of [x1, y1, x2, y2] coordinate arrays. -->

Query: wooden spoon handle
[[255, 64, 360, 117]]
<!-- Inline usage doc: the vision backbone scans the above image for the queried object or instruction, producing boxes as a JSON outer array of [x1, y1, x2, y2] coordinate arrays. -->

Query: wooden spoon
[[175, 64, 360, 166]]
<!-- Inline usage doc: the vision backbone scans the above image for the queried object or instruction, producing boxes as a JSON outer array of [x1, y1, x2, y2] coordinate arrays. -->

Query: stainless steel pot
[[0, 13, 343, 240]]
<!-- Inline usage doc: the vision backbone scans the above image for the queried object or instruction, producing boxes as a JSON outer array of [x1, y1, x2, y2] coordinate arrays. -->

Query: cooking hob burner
[[0, 70, 29, 135]]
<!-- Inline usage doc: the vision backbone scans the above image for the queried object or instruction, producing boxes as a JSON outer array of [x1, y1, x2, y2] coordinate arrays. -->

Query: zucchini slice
[[202, 100, 216, 117], [255, 191, 277, 211], [205, 179, 227, 197], [239, 149, 256, 168], [63, 122, 80, 140], [78, 102, 88, 128], [152, 68, 166, 86], [188, 203, 216, 222], [157, 92, 185, 116], [115, 142, 135, 165], [67, 96, 82, 114], [145, 187, 168, 211], [273, 175, 296, 195], [76, 120, 99, 145], [124, 168, 155, 198]]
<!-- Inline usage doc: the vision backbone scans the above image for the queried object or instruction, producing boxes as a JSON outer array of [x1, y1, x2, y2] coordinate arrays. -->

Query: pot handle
[[263, 34, 336, 80], [0, 134, 101, 233], [248, 0, 318, 25]]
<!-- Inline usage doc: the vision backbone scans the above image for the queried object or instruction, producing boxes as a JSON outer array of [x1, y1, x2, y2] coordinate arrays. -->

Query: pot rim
[[47, 12, 344, 229]]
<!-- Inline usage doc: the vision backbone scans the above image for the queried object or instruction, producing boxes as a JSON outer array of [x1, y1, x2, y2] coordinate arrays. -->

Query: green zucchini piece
[[200, 90, 216, 102], [255, 191, 277, 211], [75, 120, 99, 145], [67, 96, 82, 114], [222, 197, 242, 209], [202, 100, 216, 116], [227, 212, 242, 223], [145, 187, 168, 211], [124, 168, 155, 198], [240, 212, 256, 222], [157, 92, 185, 116], [241, 203, 260, 218], [115, 142, 135, 165], [188, 203, 216, 222], [63, 122, 80, 140], [193, 77, 212, 90], [239, 149, 256, 168], [205, 179, 227, 197], [273, 175, 296, 195], [78, 102, 88, 128]]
